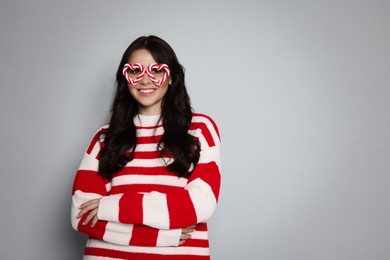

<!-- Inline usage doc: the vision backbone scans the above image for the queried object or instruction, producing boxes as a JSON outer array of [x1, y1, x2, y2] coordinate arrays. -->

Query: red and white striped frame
[[146, 63, 170, 86], [122, 63, 170, 86], [122, 63, 146, 85]]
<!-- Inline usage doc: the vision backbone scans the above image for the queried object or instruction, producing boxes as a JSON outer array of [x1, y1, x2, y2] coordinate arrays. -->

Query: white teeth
[[139, 89, 155, 93]]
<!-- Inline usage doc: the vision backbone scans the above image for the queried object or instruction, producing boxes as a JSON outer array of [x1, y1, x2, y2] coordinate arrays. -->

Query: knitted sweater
[[71, 113, 221, 260]]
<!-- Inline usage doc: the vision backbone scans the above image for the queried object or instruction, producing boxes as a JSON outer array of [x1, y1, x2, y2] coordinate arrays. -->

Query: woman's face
[[126, 48, 171, 115]]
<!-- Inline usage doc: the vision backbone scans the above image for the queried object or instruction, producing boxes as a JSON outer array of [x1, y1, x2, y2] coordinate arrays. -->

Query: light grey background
[[1, 0, 389, 259]]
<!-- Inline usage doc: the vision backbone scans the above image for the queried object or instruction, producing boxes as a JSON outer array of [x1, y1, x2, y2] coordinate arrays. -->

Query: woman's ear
[[168, 77, 172, 85]]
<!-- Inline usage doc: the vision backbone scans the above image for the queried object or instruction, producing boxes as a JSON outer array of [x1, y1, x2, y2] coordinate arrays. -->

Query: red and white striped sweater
[[71, 113, 221, 259]]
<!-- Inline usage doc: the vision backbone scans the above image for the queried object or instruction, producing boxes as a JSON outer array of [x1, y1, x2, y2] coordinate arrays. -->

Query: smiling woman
[[71, 35, 221, 260], [125, 49, 171, 115]]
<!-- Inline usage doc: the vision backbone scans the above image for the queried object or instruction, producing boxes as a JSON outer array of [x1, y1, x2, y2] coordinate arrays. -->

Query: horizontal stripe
[[135, 124, 163, 130], [190, 231, 208, 240], [115, 166, 177, 177], [125, 158, 173, 167], [134, 143, 160, 152], [86, 239, 210, 255], [85, 247, 210, 260], [137, 127, 165, 136], [136, 135, 162, 144], [195, 223, 208, 231], [157, 228, 181, 246], [72, 171, 107, 195], [132, 151, 162, 159], [78, 153, 99, 171], [110, 184, 183, 195], [112, 175, 188, 187], [182, 239, 209, 248]]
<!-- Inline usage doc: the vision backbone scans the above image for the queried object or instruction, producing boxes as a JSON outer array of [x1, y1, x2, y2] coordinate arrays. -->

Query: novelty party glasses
[[123, 63, 170, 86]]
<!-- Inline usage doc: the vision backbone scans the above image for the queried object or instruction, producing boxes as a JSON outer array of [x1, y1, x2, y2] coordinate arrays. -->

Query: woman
[[71, 35, 221, 259]]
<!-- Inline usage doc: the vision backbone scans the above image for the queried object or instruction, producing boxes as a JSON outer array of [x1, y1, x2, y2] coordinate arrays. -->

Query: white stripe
[[188, 130, 208, 148], [156, 228, 181, 246], [134, 143, 159, 152], [105, 182, 112, 193], [142, 192, 170, 229], [71, 191, 103, 230], [198, 145, 221, 168], [87, 238, 210, 255], [97, 194, 122, 222], [90, 142, 101, 158], [126, 158, 173, 167], [113, 175, 187, 187], [79, 153, 99, 171], [191, 230, 209, 240], [103, 222, 133, 246], [137, 127, 164, 136], [186, 179, 217, 223], [191, 115, 220, 145]]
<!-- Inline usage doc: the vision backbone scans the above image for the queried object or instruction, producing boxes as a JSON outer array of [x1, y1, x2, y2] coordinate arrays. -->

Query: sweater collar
[[134, 114, 162, 127]]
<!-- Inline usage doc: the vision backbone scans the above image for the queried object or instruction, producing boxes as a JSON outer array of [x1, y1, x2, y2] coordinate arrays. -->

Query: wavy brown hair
[[98, 35, 200, 180]]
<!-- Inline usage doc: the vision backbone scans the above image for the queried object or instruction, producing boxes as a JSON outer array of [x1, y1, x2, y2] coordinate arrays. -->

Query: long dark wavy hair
[[98, 35, 200, 180]]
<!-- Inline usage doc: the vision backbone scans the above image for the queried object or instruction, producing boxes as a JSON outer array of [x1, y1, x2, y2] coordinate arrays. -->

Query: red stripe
[[86, 131, 101, 154], [193, 113, 220, 140], [132, 151, 170, 159], [135, 124, 163, 130], [167, 191, 197, 229], [195, 223, 208, 231], [130, 224, 158, 246], [181, 239, 210, 247], [119, 192, 144, 224], [85, 247, 210, 259], [72, 170, 107, 195], [77, 219, 107, 241], [190, 162, 220, 201], [189, 122, 215, 148], [115, 166, 179, 177], [137, 135, 162, 144], [111, 184, 184, 195]]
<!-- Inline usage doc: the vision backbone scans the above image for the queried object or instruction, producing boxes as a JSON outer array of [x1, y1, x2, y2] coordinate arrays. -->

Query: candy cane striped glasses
[[123, 63, 170, 86]]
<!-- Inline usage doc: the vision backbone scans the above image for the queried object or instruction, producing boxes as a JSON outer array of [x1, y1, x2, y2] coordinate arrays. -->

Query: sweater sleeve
[[71, 128, 182, 247], [97, 115, 221, 229]]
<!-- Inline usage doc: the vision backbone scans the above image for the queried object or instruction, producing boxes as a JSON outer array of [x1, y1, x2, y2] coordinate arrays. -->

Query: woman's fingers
[[180, 233, 192, 240], [179, 225, 196, 245], [79, 198, 100, 209], [83, 208, 98, 226], [182, 227, 195, 234], [77, 199, 101, 227], [181, 225, 196, 234], [91, 215, 99, 228], [77, 199, 100, 219]]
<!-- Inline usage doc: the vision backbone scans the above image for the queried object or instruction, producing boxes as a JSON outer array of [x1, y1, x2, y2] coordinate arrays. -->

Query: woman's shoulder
[[94, 124, 110, 141], [190, 112, 221, 147], [87, 124, 109, 147]]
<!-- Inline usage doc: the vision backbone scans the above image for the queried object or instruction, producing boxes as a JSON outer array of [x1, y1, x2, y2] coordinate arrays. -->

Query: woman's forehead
[[127, 49, 157, 65]]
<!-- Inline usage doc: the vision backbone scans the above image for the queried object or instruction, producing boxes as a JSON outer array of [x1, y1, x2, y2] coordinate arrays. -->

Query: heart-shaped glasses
[[122, 63, 170, 86]]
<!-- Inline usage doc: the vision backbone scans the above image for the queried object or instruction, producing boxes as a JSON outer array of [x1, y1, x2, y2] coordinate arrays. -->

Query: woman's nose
[[139, 73, 152, 85]]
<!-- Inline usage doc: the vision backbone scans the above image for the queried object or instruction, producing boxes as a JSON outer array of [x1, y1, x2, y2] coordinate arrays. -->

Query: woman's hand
[[78, 198, 196, 244], [179, 225, 196, 245], [77, 198, 101, 227]]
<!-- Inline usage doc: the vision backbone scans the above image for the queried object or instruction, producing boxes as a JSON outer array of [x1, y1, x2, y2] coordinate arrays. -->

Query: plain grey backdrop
[[1, 0, 389, 259]]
